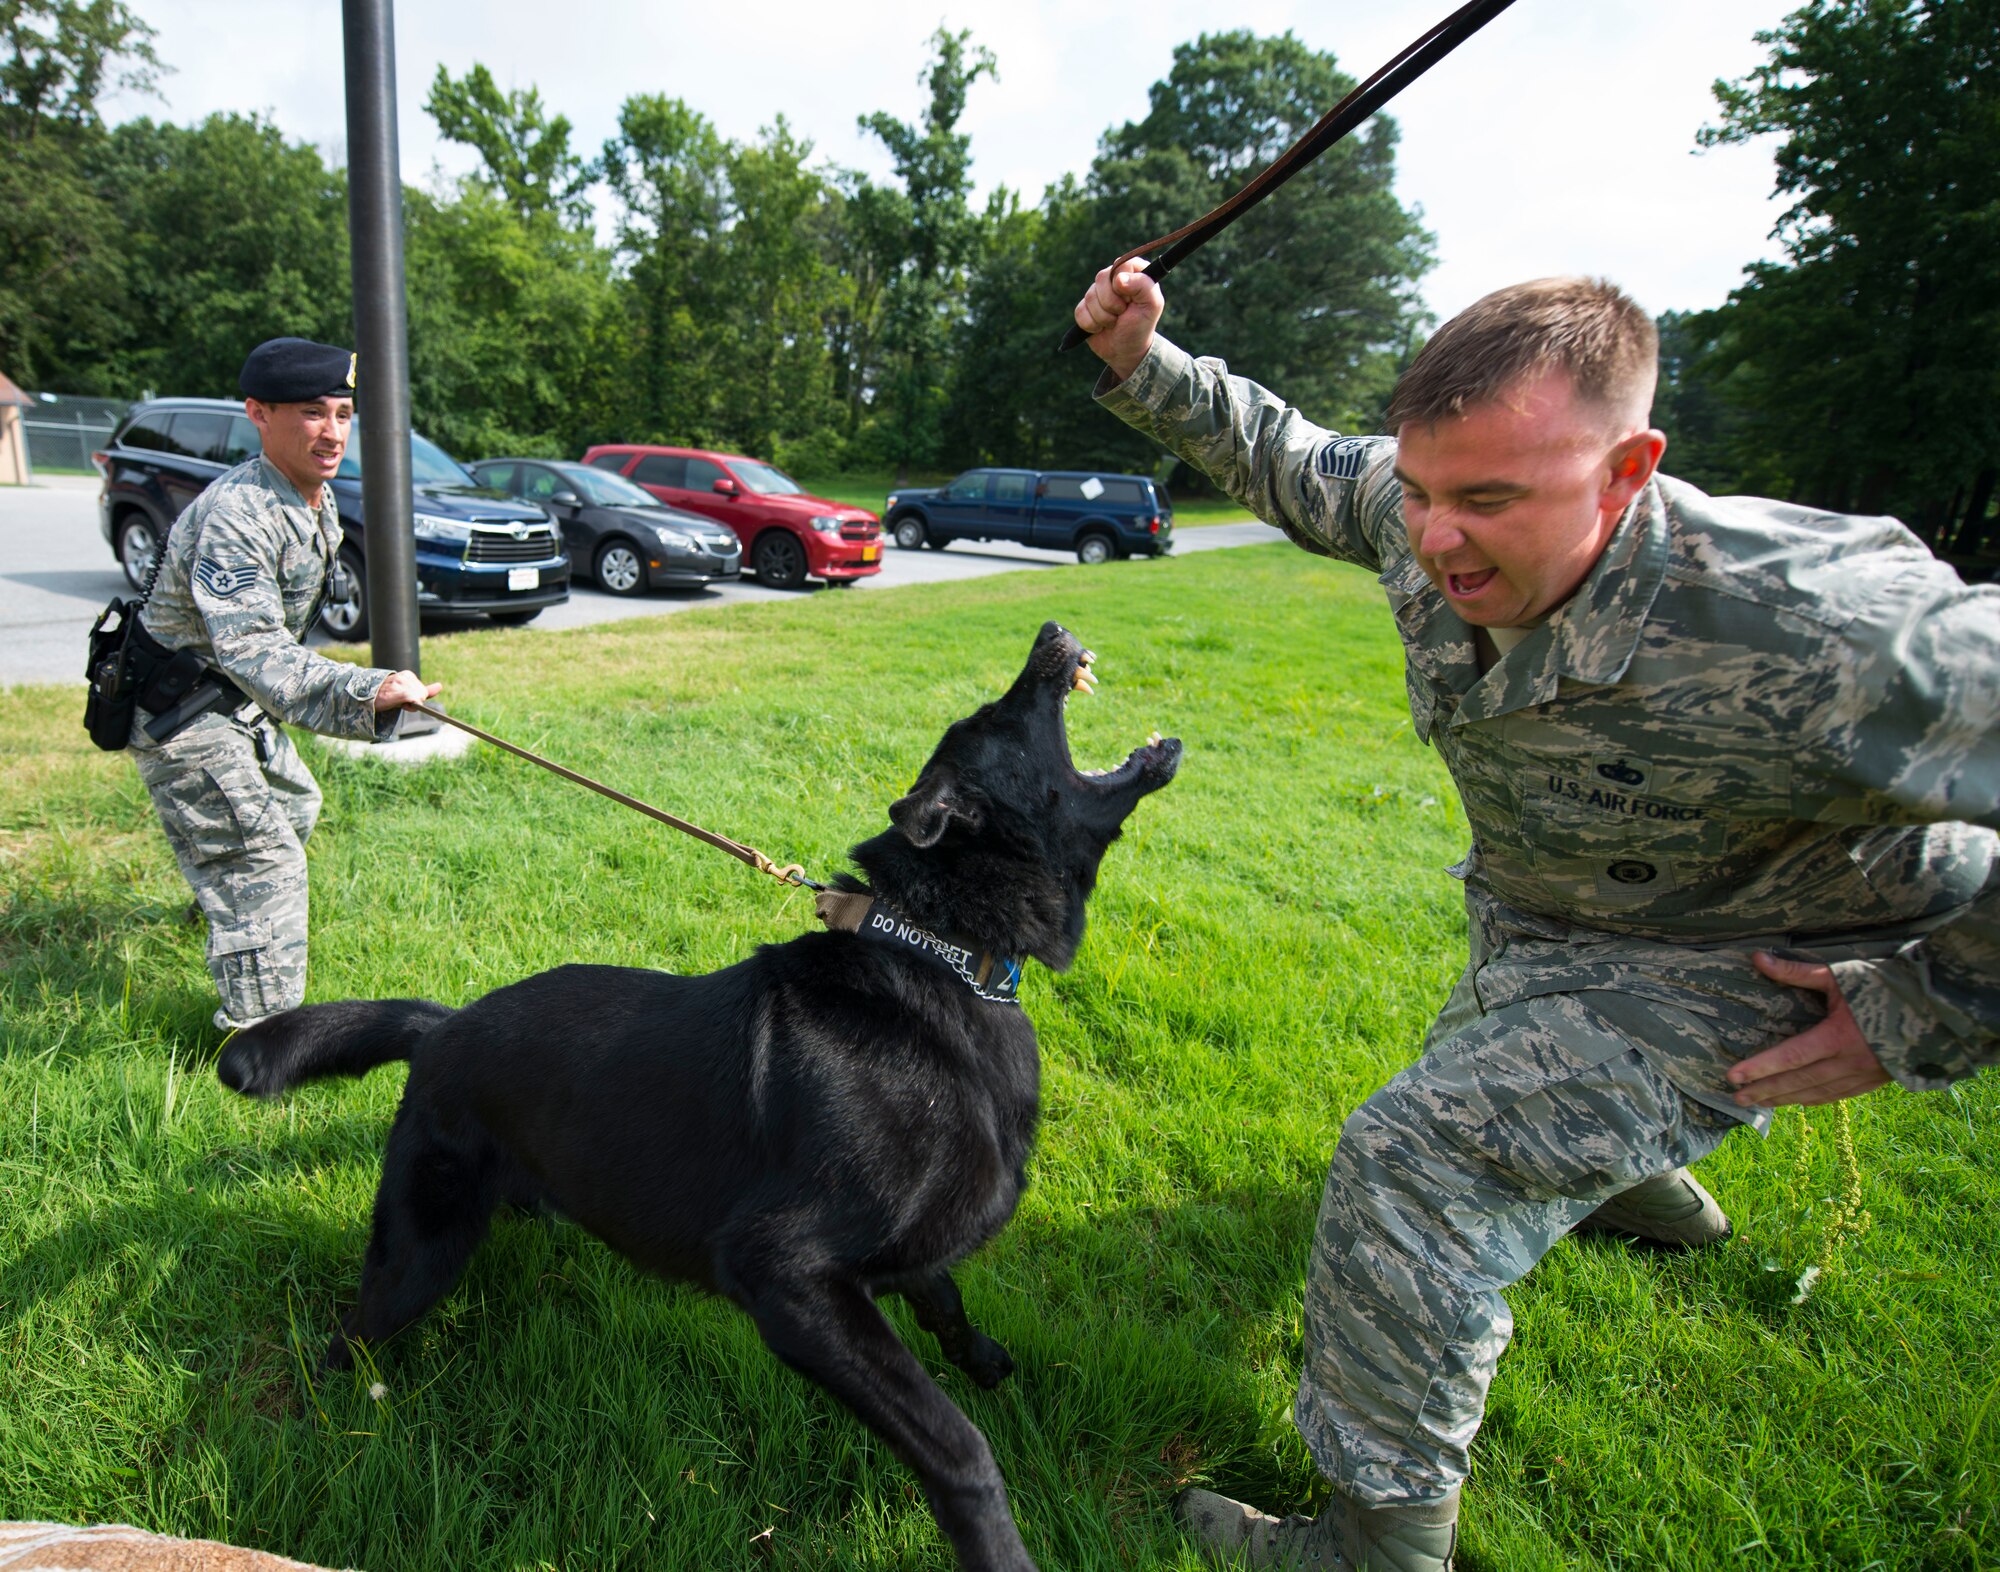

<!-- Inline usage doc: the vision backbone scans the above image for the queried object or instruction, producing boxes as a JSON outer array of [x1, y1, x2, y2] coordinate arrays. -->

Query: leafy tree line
[[1655, 0, 1999, 563], [0, 2, 1432, 484]]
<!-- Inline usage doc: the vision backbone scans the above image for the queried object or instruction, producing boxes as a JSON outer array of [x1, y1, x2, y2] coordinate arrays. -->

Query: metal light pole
[[341, 0, 429, 721]]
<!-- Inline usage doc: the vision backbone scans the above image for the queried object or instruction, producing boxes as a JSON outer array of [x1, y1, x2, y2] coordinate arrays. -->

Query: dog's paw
[[216, 1024, 289, 1098], [215, 1037, 265, 1096], [965, 1337, 1015, 1389], [322, 1327, 356, 1374]]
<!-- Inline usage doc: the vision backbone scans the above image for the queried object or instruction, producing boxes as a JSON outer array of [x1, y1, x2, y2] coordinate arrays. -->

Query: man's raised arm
[[1076, 262, 1404, 571]]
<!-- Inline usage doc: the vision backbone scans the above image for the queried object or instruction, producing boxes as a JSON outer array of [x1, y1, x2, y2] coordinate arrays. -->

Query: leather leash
[[1059, 0, 1518, 353], [406, 701, 822, 891]]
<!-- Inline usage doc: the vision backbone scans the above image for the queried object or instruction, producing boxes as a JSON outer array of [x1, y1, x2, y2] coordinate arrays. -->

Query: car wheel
[[893, 516, 926, 550], [117, 516, 161, 592], [1077, 532, 1116, 565], [490, 609, 542, 626], [594, 539, 646, 596], [753, 530, 809, 590], [319, 548, 369, 641]]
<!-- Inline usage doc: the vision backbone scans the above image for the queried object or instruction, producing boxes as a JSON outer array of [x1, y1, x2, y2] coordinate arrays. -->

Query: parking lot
[[0, 475, 1281, 687]]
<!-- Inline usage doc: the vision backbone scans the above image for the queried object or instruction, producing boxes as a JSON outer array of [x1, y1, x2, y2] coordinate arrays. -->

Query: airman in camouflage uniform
[[1076, 270, 1999, 1570], [130, 339, 437, 1032]]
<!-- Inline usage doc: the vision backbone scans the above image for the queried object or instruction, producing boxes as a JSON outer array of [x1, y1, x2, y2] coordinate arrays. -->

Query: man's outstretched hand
[[373, 670, 442, 712], [1728, 951, 1891, 1107], [1074, 261, 1165, 384]]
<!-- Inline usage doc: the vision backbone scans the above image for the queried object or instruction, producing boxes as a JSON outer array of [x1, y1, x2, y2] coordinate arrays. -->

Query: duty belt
[[129, 618, 251, 743]]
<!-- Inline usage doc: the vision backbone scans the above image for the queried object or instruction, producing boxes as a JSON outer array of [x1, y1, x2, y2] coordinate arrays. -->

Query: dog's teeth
[[1147, 730, 1162, 746], [1072, 668, 1096, 694], [1081, 649, 1096, 666]]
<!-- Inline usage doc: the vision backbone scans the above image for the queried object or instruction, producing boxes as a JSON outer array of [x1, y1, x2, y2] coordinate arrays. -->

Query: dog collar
[[815, 890, 1022, 1004]]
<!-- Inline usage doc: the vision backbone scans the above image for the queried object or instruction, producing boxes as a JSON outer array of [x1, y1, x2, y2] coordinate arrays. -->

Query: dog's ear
[[889, 768, 983, 849]]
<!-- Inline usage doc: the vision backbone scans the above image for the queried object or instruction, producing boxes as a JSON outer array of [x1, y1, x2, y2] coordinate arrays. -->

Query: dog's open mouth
[[1058, 642, 1180, 788]]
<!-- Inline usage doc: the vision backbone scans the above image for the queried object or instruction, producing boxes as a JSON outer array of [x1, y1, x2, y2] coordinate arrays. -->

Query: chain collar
[[815, 889, 1023, 1005]]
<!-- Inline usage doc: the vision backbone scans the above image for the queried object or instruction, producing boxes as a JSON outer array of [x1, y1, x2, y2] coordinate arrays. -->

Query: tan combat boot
[[1572, 1166, 1730, 1250], [1174, 1486, 1458, 1571]]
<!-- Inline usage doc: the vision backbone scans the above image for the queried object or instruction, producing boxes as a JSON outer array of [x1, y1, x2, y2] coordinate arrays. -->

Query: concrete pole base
[[317, 721, 475, 766]]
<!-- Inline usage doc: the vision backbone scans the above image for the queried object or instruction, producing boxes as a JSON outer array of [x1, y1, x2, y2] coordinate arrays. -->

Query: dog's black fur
[[218, 623, 1179, 1572]]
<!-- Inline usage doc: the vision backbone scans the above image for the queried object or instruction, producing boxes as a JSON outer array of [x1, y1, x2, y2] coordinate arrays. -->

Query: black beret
[[238, 337, 357, 403]]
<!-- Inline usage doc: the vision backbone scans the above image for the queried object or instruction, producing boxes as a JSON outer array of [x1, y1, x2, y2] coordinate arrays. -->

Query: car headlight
[[652, 525, 694, 550], [808, 515, 843, 533], [885, 494, 900, 510], [413, 514, 472, 546]]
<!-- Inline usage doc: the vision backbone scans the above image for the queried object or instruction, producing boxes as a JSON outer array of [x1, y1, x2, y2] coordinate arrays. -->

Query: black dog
[[219, 622, 1180, 1572]]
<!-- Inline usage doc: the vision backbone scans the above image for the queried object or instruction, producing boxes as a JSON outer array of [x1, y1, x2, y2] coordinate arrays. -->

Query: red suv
[[580, 445, 881, 589]]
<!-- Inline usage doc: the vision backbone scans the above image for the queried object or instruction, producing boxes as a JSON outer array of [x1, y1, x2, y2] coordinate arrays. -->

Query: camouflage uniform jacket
[[1099, 338, 2000, 1093], [138, 456, 389, 740]]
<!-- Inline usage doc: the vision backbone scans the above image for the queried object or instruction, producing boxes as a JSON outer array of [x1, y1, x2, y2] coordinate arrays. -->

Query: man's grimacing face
[[1394, 368, 1663, 630], [246, 395, 354, 493]]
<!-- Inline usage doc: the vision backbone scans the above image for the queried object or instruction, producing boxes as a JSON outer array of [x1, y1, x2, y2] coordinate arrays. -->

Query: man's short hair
[[1385, 276, 1657, 433]]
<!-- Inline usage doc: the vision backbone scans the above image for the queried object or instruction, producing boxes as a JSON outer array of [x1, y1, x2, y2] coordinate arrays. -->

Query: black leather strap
[[1059, 0, 1518, 352]]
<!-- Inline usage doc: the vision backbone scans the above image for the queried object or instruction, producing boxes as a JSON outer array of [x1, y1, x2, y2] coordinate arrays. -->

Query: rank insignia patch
[[195, 557, 258, 599], [1316, 437, 1375, 481]]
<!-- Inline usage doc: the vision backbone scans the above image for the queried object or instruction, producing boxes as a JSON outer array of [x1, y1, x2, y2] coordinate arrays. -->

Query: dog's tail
[[217, 998, 455, 1099]]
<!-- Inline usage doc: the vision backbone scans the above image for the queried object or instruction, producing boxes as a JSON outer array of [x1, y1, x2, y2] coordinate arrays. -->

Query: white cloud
[[106, 0, 1795, 323]]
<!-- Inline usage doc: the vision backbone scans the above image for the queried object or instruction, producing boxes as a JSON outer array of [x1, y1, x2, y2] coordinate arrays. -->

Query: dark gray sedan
[[469, 458, 742, 595]]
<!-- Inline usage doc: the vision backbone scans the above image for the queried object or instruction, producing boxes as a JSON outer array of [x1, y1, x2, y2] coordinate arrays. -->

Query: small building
[[0, 372, 31, 485]]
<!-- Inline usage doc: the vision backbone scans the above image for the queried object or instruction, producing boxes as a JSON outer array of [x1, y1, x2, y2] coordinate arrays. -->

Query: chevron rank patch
[[194, 556, 259, 599], [1316, 436, 1376, 481]]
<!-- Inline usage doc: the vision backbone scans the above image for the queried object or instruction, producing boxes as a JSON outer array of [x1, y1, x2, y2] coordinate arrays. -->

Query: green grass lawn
[[2, 547, 1994, 1571]]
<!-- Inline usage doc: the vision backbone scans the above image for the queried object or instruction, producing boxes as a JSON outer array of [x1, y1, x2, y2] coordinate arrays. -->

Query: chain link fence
[[21, 395, 133, 474]]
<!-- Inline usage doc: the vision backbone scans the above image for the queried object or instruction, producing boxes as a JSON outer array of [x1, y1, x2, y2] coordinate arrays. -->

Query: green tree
[[96, 113, 351, 397], [425, 63, 593, 228], [0, 0, 160, 389], [855, 26, 997, 476], [402, 181, 616, 460], [820, 171, 902, 449], [1089, 31, 1431, 434], [941, 31, 1433, 479], [712, 119, 847, 466], [1688, 0, 2000, 557], [599, 95, 731, 445], [0, 0, 158, 134], [417, 64, 617, 458]]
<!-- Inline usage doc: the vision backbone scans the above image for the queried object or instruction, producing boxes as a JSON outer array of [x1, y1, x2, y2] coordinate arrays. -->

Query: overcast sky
[[103, 0, 1799, 324]]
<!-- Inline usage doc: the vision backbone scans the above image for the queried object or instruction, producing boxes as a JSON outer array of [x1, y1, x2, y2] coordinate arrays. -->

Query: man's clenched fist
[[1074, 261, 1166, 383]]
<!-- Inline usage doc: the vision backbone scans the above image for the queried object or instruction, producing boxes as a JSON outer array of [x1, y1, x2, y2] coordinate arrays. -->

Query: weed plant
[[1, 547, 1993, 1569]]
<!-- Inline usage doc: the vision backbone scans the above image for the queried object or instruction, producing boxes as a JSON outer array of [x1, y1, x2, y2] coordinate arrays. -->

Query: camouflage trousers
[[1293, 890, 1852, 1506], [132, 708, 321, 1031]]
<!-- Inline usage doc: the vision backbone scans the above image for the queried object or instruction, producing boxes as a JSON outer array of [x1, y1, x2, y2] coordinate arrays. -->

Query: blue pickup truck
[[884, 468, 1173, 563]]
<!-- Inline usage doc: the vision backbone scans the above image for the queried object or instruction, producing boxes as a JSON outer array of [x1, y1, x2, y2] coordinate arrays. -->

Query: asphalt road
[[0, 474, 1284, 687]]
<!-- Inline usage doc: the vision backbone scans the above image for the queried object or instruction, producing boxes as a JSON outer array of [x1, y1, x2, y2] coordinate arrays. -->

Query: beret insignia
[[195, 556, 258, 599]]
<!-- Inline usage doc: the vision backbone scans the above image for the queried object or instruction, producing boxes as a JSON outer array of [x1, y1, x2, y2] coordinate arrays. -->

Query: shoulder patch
[[1316, 437, 1376, 482], [194, 556, 260, 599]]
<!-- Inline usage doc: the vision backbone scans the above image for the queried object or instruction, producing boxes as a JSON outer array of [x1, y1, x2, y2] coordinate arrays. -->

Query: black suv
[[882, 468, 1172, 562], [95, 397, 568, 636]]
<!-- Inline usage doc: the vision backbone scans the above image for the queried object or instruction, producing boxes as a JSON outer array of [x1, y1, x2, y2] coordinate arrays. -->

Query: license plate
[[507, 567, 539, 591], [861, 546, 879, 563]]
